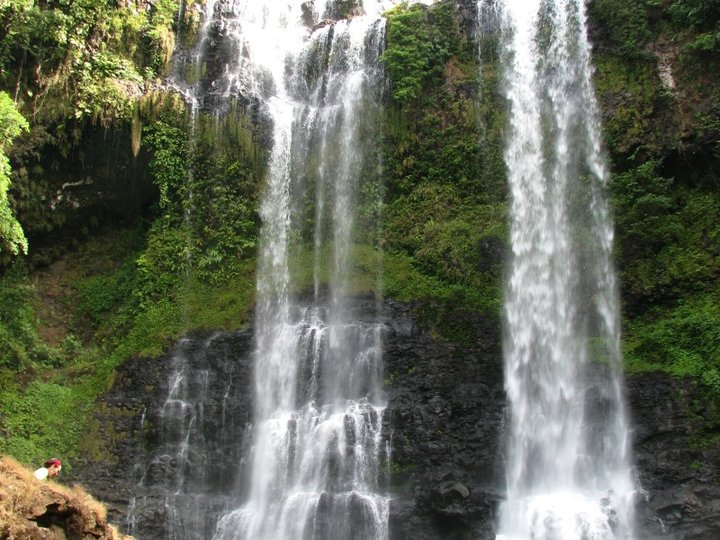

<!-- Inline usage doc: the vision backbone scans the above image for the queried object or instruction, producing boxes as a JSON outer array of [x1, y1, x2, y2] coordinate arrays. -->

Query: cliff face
[[629, 374, 720, 540], [382, 301, 505, 540], [2, 1, 718, 538], [73, 298, 502, 538], [75, 299, 720, 539], [74, 330, 254, 540]]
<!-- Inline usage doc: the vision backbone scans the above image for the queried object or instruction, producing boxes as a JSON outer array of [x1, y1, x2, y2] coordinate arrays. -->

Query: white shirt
[[33, 467, 49, 480]]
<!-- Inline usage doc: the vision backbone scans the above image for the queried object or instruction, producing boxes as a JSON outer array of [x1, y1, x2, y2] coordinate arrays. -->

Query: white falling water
[[170, 0, 220, 110], [492, 1, 636, 539], [209, 2, 428, 539], [157, 343, 212, 538], [125, 333, 249, 540]]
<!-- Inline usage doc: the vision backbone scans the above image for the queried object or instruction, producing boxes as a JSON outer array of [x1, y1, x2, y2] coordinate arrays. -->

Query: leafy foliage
[[0, 1, 190, 271], [611, 160, 720, 392], [0, 91, 28, 256], [75, 259, 137, 331], [621, 192, 719, 306], [0, 219, 257, 467], [669, 0, 720, 52], [592, 54, 674, 163], [588, 0, 655, 59], [143, 117, 260, 283], [0, 0, 181, 125], [624, 292, 720, 394], [386, 183, 505, 287], [381, 1, 473, 106], [380, 0, 507, 325], [144, 121, 189, 217], [381, 3, 431, 104], [590, 1, 720, 400]]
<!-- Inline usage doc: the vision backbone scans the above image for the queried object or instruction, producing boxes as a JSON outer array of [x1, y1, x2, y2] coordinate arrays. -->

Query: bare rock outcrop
[[0, 456, 132, 540]]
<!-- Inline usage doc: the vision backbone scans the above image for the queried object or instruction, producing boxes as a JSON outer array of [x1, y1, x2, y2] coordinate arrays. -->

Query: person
[[33, 458, 62, 480]]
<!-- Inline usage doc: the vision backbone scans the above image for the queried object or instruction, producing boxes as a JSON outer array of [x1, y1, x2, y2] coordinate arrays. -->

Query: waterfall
[[491, 0, 636, 538], [208, 1, 425, 538], [123, 333, 251, 540]]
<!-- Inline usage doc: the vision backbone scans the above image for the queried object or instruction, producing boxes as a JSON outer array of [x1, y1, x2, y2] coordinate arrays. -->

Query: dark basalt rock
[[74, 329, 254, 540], [453, 0, 482, 40], [17, 121, 156, 267], [75, 300, 720, 540], [75, 299, 506, 539], [381, 299, 506, 540], [628, 373, 720, 540]]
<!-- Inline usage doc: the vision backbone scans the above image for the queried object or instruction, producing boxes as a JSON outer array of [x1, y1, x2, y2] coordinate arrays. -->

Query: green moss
[[624, 291, 720, 395], [385, 457, 418, 492], [389, 459, 417, 477], [287, 243, 381, 297], [0, 379, 86, 471], [381, 250, 501, 345], [593, 53, 670, 161], [0, 218, 258, 467]]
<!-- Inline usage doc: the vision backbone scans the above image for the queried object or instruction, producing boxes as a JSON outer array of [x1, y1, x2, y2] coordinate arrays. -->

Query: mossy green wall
[[1, 0, 719, 465]]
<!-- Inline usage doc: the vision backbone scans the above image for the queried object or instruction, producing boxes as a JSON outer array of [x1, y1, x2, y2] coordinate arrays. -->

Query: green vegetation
[[588, 1, 720, 401], [0, 92, 28, 257], [380, 1, 507, 342], [0, 100, 262, 467], [588, 0, 654, 60], [0, 225, 257, 467], [0, 0, 195, 267], [0, 266, 52, 370], [669, 0, 720, 52], [141, 114, 261, 283], [0, 0, 182, 124], [0, 0, 718, 467], [624, 292, 720, 392], [611, 161, 720, 308], [381, 3, 433, 104]]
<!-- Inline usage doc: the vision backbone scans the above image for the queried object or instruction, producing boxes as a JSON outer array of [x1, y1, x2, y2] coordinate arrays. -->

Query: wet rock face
[[452, 0, 481, 39], [75, 301, 720, 540], [74, 329, 254, 540], [20, 122, 156, 266], [628, 373, 720, 540], [381, 300, 506, 540], [75, 300, 506, 539]]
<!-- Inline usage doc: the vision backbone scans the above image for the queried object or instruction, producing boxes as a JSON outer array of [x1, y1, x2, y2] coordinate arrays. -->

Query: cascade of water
[[124, 333, 251, 540], [170, 0, 221, 109], [158, 343, 212, 538], [123, 6, 229, 534], [210, 1, 429, 539], [490, 0, 636, 538]]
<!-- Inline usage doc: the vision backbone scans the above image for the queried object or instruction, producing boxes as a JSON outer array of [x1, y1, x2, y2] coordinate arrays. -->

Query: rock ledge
[[0, 456, 131, 540]]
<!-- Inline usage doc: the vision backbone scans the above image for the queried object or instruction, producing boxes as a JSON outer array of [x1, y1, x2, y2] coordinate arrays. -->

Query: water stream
[[127, 1, 431, 538], [204, 1, 424, 539], [491, 0, 636, 538], [124, 333, 251, 540], [124, 1, 639, 538]]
